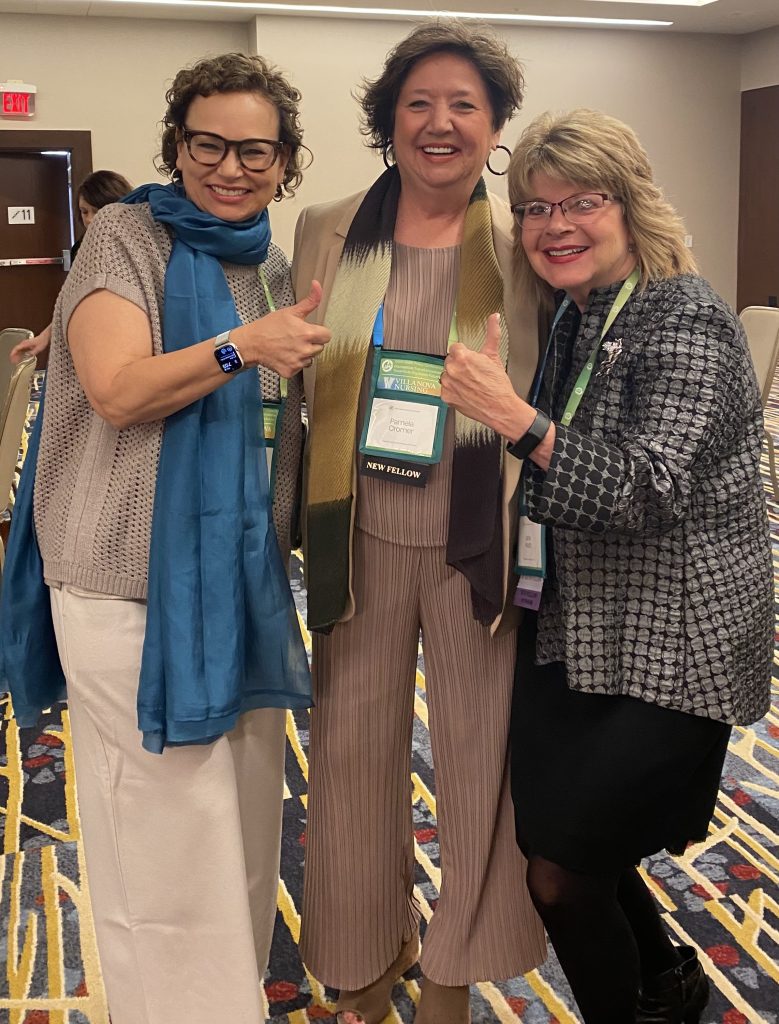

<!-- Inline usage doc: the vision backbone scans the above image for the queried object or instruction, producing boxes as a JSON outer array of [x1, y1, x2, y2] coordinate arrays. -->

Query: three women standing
[[294, 21, 545, 1024]]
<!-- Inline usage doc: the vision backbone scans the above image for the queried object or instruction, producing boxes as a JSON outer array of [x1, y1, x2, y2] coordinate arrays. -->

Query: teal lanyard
[[259, 267, 287, 401], [559, 268, 639, 427]]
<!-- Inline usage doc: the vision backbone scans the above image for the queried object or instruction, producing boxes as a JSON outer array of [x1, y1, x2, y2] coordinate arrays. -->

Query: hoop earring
[[382, 142, 395, 170], [486, 144, 511, 176], [273, 184, 283, 203]]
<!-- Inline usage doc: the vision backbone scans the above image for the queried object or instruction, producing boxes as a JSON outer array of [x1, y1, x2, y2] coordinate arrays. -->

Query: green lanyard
[[258, 267, 287, 401], [559, 268, 639, 427]]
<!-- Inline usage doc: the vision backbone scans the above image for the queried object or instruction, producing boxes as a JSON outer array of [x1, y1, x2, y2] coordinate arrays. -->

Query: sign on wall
[[7, 207, 36, 225], [0, 82, 36, 119]]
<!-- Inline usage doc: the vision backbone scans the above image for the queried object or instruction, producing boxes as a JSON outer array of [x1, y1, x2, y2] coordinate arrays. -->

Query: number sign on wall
[[7, 207, 36, 225]]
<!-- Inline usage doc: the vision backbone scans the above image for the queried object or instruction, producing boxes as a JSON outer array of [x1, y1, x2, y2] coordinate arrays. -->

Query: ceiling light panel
[[93, 0, 674, 27]]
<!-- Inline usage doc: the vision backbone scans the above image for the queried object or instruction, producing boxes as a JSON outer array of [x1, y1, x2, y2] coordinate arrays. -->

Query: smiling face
[[520, 172, 636, 308], [392, 51, 500, 202], [175, 91, 288, 221]]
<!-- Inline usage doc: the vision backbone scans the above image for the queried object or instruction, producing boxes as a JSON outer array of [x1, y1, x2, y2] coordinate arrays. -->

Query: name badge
[[359, 349, 448, 486], [364, 397, 439, 459], [513, 513, 546, 610], [262, 401, 282, 492], [263, 402, 281, 449], [517, 515, 545, 574]]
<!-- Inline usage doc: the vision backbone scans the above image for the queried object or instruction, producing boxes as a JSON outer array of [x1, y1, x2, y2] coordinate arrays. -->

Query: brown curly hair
[[157, 52, 307, 199], [359, 19, 524, 155]]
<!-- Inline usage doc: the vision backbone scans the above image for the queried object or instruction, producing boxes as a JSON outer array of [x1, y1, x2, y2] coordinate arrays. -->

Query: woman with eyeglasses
[[440, 109, 772, 1024], [0, 53, 329, 1024]]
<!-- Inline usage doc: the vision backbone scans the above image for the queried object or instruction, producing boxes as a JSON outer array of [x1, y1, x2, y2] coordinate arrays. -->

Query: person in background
[[9, 169, 132, 364], [0, 52, 328, 1024], [439, 108, 773, 1024], [292, 20, 546, 1024]]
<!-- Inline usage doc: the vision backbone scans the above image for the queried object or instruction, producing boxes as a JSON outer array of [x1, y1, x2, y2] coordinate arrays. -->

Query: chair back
[[0, 328, 34, 415], [740, 306, 779, 407], [0, 355, 36, 519]]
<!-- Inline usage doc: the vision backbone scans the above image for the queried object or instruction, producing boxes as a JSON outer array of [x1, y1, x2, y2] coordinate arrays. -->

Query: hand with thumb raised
[[290, 280, 323, 320], [482, 312, 503, 364], [238, 278, 331, 378]]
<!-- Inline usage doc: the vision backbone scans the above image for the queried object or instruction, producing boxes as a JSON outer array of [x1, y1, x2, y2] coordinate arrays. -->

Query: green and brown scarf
[[305, 167, 508, 631]]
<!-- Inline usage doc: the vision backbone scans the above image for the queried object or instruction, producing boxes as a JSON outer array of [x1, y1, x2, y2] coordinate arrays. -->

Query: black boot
[[636, 946, 710, 1024]]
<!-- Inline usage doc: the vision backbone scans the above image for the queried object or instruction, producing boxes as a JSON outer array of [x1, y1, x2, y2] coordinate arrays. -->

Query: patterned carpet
[[0, 374, 777, 1023]]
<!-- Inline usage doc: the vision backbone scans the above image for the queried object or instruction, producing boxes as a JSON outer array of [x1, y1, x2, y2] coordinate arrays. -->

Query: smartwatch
[[214, 330, 244, 374], [506, 409, 552, 461]]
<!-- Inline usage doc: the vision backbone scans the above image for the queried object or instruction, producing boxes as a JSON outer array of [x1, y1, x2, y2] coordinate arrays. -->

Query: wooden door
[[0, 130, 91, 340], [0, 151, 72, 335], [738, 85, 779, 312]]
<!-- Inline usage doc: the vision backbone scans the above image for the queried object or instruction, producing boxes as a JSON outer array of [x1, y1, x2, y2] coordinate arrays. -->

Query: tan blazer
[[292, 188, 541, 634]]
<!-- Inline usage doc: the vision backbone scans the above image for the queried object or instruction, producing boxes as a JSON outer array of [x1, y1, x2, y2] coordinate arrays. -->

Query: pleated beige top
[[356, 243, 460, 547]]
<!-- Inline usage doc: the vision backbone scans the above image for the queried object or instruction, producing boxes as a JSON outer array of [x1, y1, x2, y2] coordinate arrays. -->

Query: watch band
[[506, 409, 552, 461]]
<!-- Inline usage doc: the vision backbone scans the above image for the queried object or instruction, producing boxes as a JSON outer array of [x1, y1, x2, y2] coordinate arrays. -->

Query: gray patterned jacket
[[525, 273, 773, 725]]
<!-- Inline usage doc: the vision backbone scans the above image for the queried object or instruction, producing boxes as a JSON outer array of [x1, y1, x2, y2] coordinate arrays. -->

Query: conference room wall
[[0, 13, 249, 189], [741, 26, 779, 91], [1, 12, 745, 303]]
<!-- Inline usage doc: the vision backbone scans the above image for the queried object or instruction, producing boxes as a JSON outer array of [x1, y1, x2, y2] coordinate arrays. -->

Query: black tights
[[526, 857, 682, 1024]]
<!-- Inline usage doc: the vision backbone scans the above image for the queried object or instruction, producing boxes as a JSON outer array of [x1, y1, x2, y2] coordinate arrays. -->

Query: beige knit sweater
[[34, 201, 303, 599]]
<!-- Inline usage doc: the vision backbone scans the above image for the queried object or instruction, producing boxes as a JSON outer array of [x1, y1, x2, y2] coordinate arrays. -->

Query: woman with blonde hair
[[440, 109, 772, 1024]]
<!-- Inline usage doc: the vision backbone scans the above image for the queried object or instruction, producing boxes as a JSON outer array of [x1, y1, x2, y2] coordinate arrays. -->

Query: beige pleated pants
[[49, 584, 286, 1024], [300, 530, 546, 990]]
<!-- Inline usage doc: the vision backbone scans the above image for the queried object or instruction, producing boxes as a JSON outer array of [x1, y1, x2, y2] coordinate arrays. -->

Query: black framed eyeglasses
[[511, 191, 622, 230], [182, 128, 284, 172]]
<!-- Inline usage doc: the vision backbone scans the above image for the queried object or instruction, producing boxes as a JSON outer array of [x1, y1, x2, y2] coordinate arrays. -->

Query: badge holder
[[358, 348, 448, 488], [513, 476, 546, 611], [262, 399, 283, 495]]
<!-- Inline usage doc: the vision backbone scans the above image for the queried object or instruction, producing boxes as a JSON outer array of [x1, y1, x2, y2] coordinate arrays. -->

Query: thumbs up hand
[[237, 279, 332, 378], [440, 313, 524, 435], [481, 312, 503, 365], [290, 280, 324, 321]]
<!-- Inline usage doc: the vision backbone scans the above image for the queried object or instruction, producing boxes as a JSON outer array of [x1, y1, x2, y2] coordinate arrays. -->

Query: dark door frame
[[0, 130, 92, 240], [737, 85, 779, 312]]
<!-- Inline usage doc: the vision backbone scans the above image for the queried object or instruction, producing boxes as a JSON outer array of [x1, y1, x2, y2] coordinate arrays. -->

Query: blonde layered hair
[[507, 109, 696, 301]]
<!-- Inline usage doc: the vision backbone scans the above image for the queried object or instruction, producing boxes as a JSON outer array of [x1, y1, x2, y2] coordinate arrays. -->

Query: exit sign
[[0, 82, 36, 119]]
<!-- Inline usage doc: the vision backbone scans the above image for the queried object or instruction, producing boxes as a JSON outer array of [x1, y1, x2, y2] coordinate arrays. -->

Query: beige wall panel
[[0, 14, 248, 192], [254, 17, 740, 304], [741, 26, 779, 91]]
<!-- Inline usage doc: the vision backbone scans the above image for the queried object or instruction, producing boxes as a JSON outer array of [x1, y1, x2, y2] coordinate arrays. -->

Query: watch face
[[215, 343, 243, 374]]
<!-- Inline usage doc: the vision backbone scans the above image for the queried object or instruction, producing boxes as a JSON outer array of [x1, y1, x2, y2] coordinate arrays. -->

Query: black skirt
[[510, 613, 731, 875]]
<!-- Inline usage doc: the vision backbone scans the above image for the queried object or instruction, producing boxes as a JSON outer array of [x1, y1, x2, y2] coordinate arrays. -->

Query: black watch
[[506, 409, 552, 461], [214, 330, 244, 374]]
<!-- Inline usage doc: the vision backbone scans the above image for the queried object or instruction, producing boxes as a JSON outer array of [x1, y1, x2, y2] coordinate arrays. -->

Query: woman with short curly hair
[[0, 51, 330, 1024]]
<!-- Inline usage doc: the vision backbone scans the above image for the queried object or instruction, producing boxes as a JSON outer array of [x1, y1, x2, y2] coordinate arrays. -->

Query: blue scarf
[[0, 183, 311, 752]]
